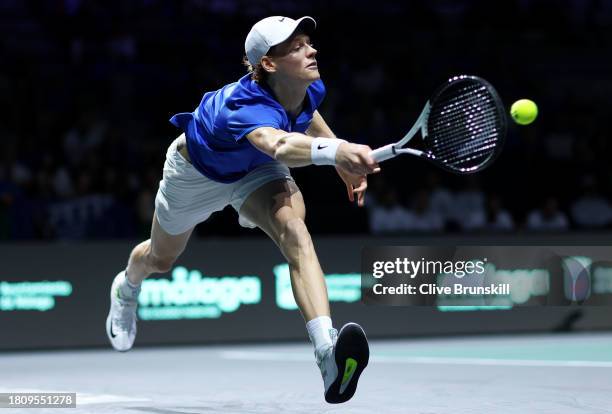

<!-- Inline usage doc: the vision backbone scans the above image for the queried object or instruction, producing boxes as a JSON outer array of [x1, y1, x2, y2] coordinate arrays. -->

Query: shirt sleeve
[[225, 104, 285, 141], [307, 79, 327, 111]]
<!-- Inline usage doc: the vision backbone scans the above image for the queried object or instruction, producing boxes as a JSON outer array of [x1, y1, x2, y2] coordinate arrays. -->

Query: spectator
[[427, 172, 453, 225], [404, 189, 444, 232], [464, 195, 515, 231], [367, 188, 413, 234], [570, 176, 612, 229], [450, 177, 485, 230], [527, 197, 569, 231]]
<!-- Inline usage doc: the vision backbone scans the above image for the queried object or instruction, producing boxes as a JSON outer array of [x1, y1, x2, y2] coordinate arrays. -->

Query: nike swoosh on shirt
[[317, 145, 328, 150]]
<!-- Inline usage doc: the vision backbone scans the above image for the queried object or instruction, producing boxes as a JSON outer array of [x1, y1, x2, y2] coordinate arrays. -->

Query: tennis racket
[[370, 75, 507, 174]]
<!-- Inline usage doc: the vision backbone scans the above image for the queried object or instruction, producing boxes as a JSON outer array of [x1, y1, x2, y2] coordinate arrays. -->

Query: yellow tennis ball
[[510, 99, 538, 125]]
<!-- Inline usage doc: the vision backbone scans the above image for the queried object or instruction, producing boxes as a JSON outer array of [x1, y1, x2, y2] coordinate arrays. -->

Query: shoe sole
[[324, 322, 369, 404]]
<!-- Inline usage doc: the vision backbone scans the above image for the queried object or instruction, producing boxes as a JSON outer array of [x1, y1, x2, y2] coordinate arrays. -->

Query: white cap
[[245, 16, 316, 66]]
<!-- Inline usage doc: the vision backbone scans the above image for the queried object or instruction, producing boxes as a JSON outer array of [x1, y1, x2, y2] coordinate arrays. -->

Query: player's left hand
[[336, 167, 368, 207]]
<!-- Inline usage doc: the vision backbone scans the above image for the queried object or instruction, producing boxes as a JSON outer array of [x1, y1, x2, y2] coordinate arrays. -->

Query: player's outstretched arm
[[246, 127, 380, 176], [306, 110, 374, 207]]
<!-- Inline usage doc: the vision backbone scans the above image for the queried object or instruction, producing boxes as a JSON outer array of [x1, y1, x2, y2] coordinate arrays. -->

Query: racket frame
[[370, 75, 506, 174], [370, 102, 430, 162]]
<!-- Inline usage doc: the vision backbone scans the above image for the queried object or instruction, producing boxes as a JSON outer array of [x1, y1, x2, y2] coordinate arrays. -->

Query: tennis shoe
[[317, 322, 369, 404], [105, 271, 138, 352]]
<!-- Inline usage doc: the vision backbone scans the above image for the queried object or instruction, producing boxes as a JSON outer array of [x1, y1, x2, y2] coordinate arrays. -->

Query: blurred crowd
[[1, 0, 611, 239], [366, 172, 612, 234]]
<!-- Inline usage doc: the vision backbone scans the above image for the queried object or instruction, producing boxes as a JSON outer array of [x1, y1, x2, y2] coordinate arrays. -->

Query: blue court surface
[[2, 333, 612, 413]]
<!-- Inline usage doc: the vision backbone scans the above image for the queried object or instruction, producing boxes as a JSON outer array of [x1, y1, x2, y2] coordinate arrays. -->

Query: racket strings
[[431, 88, 500, 128], [431, 117, 499, 161], [431, 133, 498, 169], [430, 94, 499, 135], [430, 140, 496, 163], [430, 86, 499, 144], [430, 108, 499, 155], [434, 130, 499, 165], [427, 81, 503, 170], [430, 120, 498, 162]]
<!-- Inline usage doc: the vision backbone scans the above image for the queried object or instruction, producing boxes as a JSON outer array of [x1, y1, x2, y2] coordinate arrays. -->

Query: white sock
[[118, 270, 141, 302], [306, 316, 334, 360]]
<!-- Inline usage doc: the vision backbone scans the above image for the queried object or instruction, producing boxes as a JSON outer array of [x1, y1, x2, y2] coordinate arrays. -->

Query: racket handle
[[370, 144, 396, 163]]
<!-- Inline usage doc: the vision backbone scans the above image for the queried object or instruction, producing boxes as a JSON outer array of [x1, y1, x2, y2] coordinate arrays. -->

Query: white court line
[[0, 388, 149, 405], [374, 356, 612, 368], [220, 351, 612, 368]]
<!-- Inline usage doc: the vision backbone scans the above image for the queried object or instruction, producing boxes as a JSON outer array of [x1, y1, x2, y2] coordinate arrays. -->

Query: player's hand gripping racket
[[370, 75, 507, 174]]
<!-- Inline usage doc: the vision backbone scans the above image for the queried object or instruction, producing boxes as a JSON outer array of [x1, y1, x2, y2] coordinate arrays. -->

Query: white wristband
[[311, 138, 345, 166]]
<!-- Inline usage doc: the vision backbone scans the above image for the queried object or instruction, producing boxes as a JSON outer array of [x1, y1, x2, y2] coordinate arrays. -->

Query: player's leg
[[115, 211, 193, 306], [106, 214, 194, 352], [126, 212, 194, 285], [240, 179, 329, 321], [107, 135, 204, 352], [238, 179, 369, 403]]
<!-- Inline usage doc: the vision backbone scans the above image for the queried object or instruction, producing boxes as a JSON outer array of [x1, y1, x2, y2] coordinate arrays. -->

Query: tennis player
[[106, 16, 376, 404]]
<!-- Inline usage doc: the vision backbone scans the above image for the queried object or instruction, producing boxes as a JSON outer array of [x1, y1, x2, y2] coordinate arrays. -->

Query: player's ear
[[260, 56, 276, 74]]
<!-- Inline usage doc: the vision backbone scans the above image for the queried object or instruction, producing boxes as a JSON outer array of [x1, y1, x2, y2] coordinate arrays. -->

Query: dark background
[[1, 0, 611, 240]]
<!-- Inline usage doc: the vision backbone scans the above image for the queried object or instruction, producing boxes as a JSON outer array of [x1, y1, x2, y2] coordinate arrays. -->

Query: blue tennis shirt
[[170, 74, 326, 183]]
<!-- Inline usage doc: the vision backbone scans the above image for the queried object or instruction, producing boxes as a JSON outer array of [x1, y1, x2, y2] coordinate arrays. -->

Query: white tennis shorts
[[155, 134, 294, 235]]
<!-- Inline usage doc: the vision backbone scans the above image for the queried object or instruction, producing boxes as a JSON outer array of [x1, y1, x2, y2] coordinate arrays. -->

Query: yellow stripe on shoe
[[339, 357, 358, 394]]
